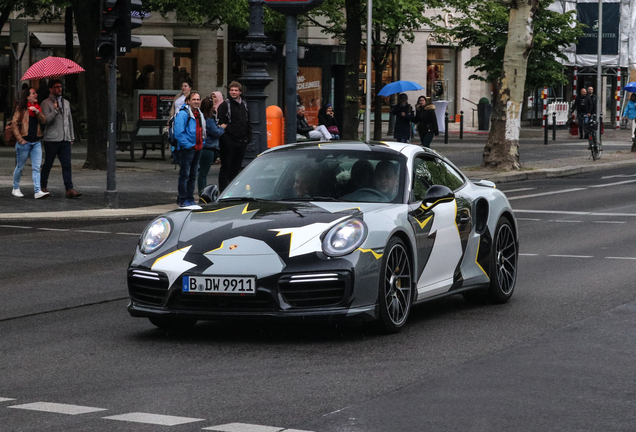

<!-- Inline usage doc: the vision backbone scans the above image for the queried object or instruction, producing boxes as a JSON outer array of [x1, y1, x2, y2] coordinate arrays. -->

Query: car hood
[[176, 200, 386, 259]]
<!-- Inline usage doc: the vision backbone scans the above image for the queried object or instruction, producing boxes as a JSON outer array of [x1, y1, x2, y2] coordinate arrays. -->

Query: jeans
[[197, 147, 217, 195], [41, 141, 73, 190], [419, 132, 435, 148], [13, 141, 42, 192], [219, 136, 248, 191], [176, 148, 202, 205]]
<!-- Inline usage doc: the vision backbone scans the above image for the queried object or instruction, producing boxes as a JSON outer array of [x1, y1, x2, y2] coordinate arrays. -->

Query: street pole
[[285, 15, 298, 145], [105, 34, 118, 209], [364, 0, 372, 142], [596, 0, 602, 144]]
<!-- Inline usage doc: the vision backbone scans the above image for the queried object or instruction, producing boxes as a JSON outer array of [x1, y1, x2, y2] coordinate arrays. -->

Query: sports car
[[127, 142, 518, 333]]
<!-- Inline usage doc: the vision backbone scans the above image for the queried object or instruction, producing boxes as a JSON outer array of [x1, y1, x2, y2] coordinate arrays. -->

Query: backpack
[[223, 98, 248, 124]]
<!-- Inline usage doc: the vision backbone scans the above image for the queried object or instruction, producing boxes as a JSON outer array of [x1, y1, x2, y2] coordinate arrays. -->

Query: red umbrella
[[21, 56, 85, 81]]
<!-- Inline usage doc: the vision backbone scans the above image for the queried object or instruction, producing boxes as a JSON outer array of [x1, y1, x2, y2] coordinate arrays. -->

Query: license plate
[[182, 275, 256, 295]]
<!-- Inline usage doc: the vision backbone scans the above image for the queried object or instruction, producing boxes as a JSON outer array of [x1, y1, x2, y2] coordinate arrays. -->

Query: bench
[[117, 119, 167, 161]]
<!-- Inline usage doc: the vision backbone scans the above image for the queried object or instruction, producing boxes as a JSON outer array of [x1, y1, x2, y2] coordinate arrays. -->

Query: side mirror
[[423, 185, 454, 208], [199, 184, 219, 204]]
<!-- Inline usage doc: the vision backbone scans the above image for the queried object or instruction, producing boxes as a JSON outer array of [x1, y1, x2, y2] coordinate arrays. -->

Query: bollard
[[388, 104, 395, 136], [552, 112, 557, 141], [444, 112, 449, 144], [459, 111, 464, 139], [544, 113, 548, 145]]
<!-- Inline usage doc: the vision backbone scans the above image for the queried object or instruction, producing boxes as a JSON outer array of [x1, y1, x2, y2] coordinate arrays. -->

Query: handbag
[[327, 125, 339, 135], [569, 121, 578, 137], [3, 121, 16, 147]]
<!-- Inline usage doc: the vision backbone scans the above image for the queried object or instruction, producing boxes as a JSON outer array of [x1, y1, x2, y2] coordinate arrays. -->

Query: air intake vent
[[128, 269, 169, 305], [278, 272, 351, 308]]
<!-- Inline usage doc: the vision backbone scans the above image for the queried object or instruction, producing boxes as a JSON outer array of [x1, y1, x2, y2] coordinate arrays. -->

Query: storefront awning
[[31, 32, 174, 49]]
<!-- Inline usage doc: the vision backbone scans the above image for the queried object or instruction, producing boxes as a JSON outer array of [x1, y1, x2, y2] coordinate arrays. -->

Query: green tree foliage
[[431, 0, 583, 91]]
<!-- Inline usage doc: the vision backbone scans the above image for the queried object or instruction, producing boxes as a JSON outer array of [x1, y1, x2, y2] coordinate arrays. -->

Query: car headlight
[[140, 217, 172, 254], [322, 218, 367, 257]]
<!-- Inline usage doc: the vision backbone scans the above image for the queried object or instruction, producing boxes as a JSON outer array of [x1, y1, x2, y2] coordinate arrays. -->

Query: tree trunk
[[71, 0, 108, 170], [342, 0, 362, 140], [482, 0, 539, 170]]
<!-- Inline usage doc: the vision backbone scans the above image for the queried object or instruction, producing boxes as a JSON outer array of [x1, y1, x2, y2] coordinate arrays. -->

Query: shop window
[[173, 40, 195, 89], [359, 47, 398, 111]]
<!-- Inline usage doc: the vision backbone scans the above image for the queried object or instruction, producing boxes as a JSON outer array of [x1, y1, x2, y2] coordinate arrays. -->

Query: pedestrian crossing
[[1, 397, 312, 431]]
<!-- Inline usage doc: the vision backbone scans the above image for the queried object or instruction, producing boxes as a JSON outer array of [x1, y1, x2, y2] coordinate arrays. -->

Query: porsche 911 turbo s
[[127, 142, 519, 333]]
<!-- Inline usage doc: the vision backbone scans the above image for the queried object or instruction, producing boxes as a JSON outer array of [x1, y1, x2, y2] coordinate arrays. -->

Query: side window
[[427, 157, 464, 191], [412, 157, 433, 201]]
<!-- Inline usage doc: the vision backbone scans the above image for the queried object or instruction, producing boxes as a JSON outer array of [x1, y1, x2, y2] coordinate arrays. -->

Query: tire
[[149, 316, 197, 331], [376, 237, 414, 334], [591, 135, 599, 160], [487, 217, 518, 303]]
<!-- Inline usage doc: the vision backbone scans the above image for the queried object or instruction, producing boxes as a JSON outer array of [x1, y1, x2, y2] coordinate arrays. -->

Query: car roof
[[261, 141, 440, 159]]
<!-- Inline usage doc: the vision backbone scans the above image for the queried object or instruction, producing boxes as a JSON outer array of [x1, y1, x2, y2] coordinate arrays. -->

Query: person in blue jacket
[[622, 93, 636, 142], [174, 91, 206, 207], [198, 92, 226, 196]]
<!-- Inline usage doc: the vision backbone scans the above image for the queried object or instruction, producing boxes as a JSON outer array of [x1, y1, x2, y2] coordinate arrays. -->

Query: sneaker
[[184, 199, 197, 207], [34, 191, 50, 199], [12, 188, 24, 198]]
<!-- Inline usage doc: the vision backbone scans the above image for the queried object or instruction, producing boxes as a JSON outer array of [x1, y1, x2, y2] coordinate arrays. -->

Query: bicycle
[[586, 114, 602, 161]]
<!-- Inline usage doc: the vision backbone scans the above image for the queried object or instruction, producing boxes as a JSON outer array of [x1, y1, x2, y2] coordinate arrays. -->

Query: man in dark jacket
[[216, 81, 252, 191], [572, 88, 588, 139]]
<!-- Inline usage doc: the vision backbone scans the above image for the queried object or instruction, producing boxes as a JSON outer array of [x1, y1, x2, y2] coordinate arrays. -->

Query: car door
[[408, 155, 472, 299]]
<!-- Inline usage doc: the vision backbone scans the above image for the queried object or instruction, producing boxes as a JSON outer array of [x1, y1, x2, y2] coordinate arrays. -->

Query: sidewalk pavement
[[1, 125, 635, 221]]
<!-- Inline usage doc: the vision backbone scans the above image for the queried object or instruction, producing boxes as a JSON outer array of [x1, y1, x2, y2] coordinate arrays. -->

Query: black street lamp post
[[237, 0, 276, 161]]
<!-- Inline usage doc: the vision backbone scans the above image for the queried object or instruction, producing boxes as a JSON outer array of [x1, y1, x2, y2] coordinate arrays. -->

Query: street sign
[[10, 20, 28, 45], [264, 0, 324, 15]]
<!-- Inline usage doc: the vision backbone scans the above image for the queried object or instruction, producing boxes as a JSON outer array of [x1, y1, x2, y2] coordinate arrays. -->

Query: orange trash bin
[[266, 105, 284, 148]]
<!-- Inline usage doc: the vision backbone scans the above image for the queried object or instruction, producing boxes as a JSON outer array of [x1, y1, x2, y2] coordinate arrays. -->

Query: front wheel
[[376, 237, 413, 333], [487, 217, 518, 303]]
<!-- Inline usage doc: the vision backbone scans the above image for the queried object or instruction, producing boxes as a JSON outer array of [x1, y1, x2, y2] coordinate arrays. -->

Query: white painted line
[[551, 220, 583, 223], [605, 257, 636, 260], [593, 221, 627, 224], [202, 423, 284, 432], [9, 402, 107, 415], [519, 253, 539, 256], [590, 179, 636, 188], [74, 230, 112, 234], [104, 412, 205, 426], [0, 225, 32, 229], [0, 397, 16, 402], [601, 174, 636, 179], [36, 228, 70, 232], [501, 187, 536, 193], [507, 188, 587, 201], [115, 232, 142, 236], [514, 209, 636, 217], [283, 429, 315, 432], [516, 218, 542, 221], [548, 254, 593, 258]]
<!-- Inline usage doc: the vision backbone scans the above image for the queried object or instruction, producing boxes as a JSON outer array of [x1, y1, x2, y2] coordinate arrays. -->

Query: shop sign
[[297, 67, 322, 125], [576, 3, 620, 55]]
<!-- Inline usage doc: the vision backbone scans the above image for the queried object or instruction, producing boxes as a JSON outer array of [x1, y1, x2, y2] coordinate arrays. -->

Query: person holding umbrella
[[391, 93, 413, 143], [11, 87, 49, 199], [622, 93, 636, 142]]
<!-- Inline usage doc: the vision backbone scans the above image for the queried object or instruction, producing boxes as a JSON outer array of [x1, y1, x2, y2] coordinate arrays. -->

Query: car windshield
[[220, 147, 407, 203]]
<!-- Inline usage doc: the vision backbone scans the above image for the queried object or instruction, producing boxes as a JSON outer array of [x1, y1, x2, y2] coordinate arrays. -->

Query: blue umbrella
[[624, 82, 636, 92], [377, 80, 424, 97]]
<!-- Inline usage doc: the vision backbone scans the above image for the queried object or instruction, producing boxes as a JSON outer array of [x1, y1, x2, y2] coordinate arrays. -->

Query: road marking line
[[601, 174, 636, 179], [103, 412, 205, 426], [589, 179, 636, 188], [36, 228, 70, 232], [202, 423, 284, 432], [115, 232, 142, 236], [514, 209, 636, 217], [507, 188, 587, 200], [8, 402, 107, 415], [519, 253, 539, 256], [74, 230, 112, 234], [548, 254, 593, 258], [501, 187, 536, 193], [593, 221, 627, 224], [0, 225, 32, 229], [551, 220, 583, 223], [605, 257, 636, 260], [516, 218, 542, 221], [0, 397, 16, 402]]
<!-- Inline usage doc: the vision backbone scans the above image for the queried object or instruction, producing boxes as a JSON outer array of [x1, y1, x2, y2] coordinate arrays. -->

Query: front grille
[[128, 269, 169, 305], [278, 272, 351, 308], [167, 291, 277, 311]]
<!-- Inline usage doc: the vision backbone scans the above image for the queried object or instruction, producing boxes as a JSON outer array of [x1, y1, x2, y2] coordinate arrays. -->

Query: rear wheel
[[376, 237, 413, 334], [149, 316, 197, 331]]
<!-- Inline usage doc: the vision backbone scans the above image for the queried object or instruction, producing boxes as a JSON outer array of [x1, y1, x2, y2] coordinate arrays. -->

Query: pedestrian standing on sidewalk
[[41, 79, 81, 198], [622, 93, 636, 142], [412, 96, 439, 148], [217, 81, 252, 191], [174, 91, 206, 207], [11, 87, 49, 199], [169, 79, 193, 118], [391, 93, 413, 143], [572, 88, 587, 139], [197, 92, 226, 197]]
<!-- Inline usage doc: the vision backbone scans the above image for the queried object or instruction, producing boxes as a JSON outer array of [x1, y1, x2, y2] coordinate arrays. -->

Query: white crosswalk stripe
[[103, 412, 205, 426], [8, 402, 107, 415], [202, 423, 284, 432], [0, 397, 16, 402]]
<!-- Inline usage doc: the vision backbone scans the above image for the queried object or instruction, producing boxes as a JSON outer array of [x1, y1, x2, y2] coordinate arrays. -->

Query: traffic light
[[96, 0, 144, 62]]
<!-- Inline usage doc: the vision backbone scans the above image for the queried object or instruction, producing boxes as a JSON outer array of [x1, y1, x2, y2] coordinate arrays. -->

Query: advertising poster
[[158, 95, 174, 120], [297, 66, 322, 125], [139, 95, 158, 119], [576, 3, 619, 55]]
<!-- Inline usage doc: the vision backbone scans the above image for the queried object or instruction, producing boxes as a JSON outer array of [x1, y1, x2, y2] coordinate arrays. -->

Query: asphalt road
[[1, 165, 636, 431]]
